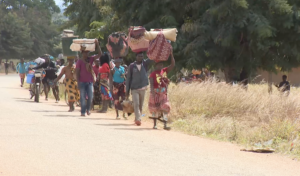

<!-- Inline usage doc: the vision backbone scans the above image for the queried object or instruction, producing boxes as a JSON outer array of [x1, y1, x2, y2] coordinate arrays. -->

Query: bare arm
[[166, 50, 175, 73], [76, 68, 80, 83]]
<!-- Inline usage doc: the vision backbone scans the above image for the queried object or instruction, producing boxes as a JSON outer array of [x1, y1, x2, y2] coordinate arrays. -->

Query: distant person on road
[[76, 39, 102, 117], [126, 52, 152, 126], [16, 58, 26, 87], [32, 55, 59, 102], [55, 58, 79, 112], [4, 59, 9, 75], [275, 75, 290, 96], [98, 53, 113, 113], [148, 50, 175, 130]]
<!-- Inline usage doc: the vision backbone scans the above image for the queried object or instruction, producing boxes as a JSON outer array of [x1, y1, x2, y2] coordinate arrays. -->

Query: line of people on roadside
[[53, 39, 175, 127]]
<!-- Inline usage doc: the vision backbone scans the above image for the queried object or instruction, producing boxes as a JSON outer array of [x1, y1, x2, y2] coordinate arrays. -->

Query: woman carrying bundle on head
[[111, 58, 127, 120], [148, 49, 175, 130], [98, 53, 113, 113]]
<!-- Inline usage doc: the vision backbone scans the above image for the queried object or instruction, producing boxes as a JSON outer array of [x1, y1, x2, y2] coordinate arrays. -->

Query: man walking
[[76, 39, 102, 116], [16, 58, 26, 87], [126, 52, 152, 126]]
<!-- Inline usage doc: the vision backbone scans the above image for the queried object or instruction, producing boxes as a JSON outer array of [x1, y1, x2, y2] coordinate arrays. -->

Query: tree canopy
[[0, 0, 62, 60], [62, 0, 300, 81]]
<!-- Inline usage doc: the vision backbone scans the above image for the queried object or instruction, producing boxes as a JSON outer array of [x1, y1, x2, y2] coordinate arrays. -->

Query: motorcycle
[[28, 69, 45, 103]]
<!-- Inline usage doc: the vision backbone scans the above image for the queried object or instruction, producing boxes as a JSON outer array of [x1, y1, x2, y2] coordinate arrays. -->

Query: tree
[[0, 0, 63, 59], [0, 10, 33, 58], [63, 0, 300, 82], [181, 0, 300, 82]]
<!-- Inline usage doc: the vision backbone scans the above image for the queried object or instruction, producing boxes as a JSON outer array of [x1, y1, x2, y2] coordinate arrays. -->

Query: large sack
[[144, 28, 178, 42], [106, 32, 128, 58], [147, 32, 172, 62], [128, 26, 149, 53]]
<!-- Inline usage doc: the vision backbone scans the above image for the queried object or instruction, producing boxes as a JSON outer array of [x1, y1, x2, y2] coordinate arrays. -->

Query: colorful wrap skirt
[[148, 88, 171, 117], [112, 82, 126, 110]]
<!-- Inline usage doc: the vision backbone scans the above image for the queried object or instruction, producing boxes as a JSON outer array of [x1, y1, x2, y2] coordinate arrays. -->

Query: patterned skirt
[[65, 79, 80, 102], [93, 81, 101, 105], [148, 88, 171, 116], [112, 82, 126, 111]]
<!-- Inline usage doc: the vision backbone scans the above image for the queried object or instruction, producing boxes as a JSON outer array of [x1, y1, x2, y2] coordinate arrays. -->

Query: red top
[[99, 63, 110, 80], [149, 67, 168, 89], [93, 65, 100, 77]]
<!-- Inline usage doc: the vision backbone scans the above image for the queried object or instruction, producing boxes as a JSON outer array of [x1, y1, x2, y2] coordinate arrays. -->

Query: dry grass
[[142, 82, 300, 158]]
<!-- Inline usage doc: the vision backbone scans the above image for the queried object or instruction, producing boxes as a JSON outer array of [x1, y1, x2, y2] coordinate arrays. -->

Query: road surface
[[0, 74, 299, 176]]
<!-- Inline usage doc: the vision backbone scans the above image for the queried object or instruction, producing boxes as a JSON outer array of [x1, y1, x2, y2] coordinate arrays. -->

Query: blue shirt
[[16, 63, 26, 74], [113, 66, 125, 83]]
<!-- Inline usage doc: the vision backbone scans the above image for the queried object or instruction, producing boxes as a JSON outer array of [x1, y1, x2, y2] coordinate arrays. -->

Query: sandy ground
[[0, 74, 300, 176]]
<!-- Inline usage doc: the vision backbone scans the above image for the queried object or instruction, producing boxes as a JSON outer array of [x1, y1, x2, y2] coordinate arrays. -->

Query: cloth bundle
[[128, 26, 149, 53], [106, 32, 128, 58], [147, 30, 172, 62], [70, 39, 95, 52], [121, 100, 134, 114], [144, 28, 178, 42]]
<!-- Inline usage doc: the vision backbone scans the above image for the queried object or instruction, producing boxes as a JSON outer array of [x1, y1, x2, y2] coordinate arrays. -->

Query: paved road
[[0, 74, 300, 176]]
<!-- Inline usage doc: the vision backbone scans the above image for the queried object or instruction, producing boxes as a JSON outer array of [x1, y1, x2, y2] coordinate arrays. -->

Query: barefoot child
[[55, 58, 79, 112]]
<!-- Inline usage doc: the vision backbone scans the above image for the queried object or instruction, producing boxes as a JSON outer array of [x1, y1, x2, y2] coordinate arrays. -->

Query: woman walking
[[111, 58, 127, 119], [148, 50, 175, 130], [98, 53, 113, 113]]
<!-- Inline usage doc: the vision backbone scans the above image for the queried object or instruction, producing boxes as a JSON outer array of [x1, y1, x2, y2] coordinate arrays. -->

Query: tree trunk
[[223, 66, 237, 83]]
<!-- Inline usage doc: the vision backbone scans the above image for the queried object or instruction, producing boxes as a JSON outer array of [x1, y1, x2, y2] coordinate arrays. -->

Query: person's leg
[[131, 90, 141, 123], [56, 85, 60, 101], [86, 82, 93, 115], [79, 82, 87, 116], [139, 89, 146, 116], [44, 83, 49, 100]]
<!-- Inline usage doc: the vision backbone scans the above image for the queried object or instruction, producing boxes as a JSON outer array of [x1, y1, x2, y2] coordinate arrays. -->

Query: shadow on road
[[79, 118, 116, 121], [43, 115, 77, 117], [32, 110, 68, 113], [96, 123, 134, 127], [0, 87, 23, 90], [114, 128, 155, 131], [15, 99, 36, 103], [52, 104, 68, 107]]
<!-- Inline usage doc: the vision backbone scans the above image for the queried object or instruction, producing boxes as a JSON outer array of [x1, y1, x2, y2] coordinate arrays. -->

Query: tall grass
[[147, 82, 300, 158]]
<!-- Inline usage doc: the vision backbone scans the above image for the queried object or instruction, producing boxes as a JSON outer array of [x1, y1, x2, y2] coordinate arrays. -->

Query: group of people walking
[[73, 39, 175, 127], [14, 39, 175, 128]]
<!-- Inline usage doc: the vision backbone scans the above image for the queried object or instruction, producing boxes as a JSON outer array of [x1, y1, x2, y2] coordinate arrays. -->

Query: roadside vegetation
[[39, 81, 300, 159]]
